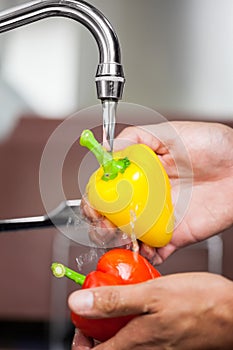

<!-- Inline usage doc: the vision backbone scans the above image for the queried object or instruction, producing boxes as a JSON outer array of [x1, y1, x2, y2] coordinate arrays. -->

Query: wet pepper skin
[[71, 248, 160, 342], [80, 129, 174, 248]]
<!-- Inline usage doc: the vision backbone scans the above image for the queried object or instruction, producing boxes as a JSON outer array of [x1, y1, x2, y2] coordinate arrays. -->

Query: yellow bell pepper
[[80, 129, 174, 247]]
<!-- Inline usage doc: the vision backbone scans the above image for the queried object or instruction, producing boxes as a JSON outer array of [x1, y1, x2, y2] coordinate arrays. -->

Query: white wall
[[78, 0, 233, 119], [1, 18, 81, 117], [0, 0, 83, 139]]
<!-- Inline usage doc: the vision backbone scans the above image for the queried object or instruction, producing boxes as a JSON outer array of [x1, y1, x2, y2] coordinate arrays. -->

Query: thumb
[[68, 281, 155, 319]]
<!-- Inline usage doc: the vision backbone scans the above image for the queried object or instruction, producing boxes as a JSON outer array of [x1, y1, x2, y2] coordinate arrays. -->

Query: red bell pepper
[[51, 248, 160, 342]]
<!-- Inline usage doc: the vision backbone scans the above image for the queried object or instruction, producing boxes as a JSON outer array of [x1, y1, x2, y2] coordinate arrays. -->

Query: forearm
[[211, 276, 233, 349], [225, 124, 233, 228]]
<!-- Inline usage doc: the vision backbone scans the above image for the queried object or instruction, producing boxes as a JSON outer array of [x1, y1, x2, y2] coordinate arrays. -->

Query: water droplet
[[66, 216, 73, 227], [130, 209, 139, 254], [76, 247, 99, 271]]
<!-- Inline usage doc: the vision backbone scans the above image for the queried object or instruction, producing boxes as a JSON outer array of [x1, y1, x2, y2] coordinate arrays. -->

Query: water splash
[[75, 247, 106, 271], [66, 212, 86, 230], [76, 247, 100, 271], [130, 209, 139, 258]]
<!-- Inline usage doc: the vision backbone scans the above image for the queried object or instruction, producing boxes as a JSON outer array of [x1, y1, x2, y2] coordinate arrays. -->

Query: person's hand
[[83, 121, 233, 264], [72, 122, 233, 349], [69, 272, 233, 350], [71, 328, 94, 349], [124, 122, 233, 264]]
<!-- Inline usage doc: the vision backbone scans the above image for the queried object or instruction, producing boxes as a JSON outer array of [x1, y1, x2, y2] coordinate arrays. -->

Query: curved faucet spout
[[0, 0, 125, 101]]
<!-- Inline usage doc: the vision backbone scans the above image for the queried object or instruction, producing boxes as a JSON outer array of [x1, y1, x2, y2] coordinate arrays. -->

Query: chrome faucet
[[0, 0, 125, 147]]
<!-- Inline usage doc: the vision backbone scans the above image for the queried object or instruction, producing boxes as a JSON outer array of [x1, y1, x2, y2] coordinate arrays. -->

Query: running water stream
[[102, 101, 140, 256], [102, 100, 117, 153], [130, 209, 139, 261]]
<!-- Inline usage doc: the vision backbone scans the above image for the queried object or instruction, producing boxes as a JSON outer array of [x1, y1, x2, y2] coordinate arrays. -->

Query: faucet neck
[[0, 0, 125, 100]]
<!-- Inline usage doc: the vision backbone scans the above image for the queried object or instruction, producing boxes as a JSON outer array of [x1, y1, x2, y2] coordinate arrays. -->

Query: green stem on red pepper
[[51, 262, 85, 286], [80, 129, 130, 181], [51, 249, 161, 343]]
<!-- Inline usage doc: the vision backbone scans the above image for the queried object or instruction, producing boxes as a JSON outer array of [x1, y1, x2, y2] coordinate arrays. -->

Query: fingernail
[[70, 291, 94, 313]]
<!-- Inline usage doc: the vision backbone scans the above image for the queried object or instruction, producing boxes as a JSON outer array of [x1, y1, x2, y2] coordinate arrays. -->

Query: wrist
[[211, 276, 233, 348]]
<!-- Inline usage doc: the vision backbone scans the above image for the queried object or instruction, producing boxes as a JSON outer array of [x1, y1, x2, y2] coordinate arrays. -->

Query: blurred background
[[0, 0, 233, 349]]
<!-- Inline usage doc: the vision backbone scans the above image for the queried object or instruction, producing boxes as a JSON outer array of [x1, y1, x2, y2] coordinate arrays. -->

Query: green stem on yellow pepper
[[80, 129, 131, 181], [51, 262, 85, 286], [80, 129, 112, 165]]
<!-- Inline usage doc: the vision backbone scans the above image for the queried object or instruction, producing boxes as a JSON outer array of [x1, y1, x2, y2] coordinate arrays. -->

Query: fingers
[[72, 329, 94, 350], [92, 315, 156, 350], [116, 126, 161, 152], [81, 195, 131, 247], [139, 242, 177, 265], [68, 281, 156, 319], [81, 195, 102, 222], [81, 195, 119, 245], [68, 281, 162, 350], [139, 243, 164, 265], [88, 217, 118, 246]]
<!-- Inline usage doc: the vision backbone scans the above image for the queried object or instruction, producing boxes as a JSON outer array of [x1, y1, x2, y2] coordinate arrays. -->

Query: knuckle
[[94, 288, 122, 315]]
